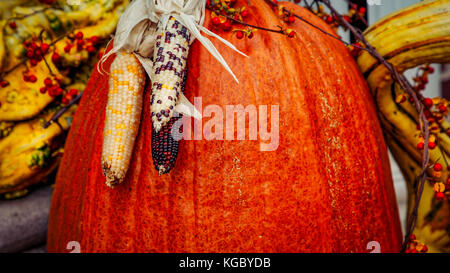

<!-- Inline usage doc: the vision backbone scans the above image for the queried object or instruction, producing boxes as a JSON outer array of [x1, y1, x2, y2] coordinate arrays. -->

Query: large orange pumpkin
[[47, 1, 402, 252]]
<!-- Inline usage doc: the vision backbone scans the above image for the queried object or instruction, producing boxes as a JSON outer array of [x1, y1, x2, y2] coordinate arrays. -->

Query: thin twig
[[43, 92, 82, 129], [206, 5, 286, 35], [7, 8, 50, 21], [281, 7, 367, 50]]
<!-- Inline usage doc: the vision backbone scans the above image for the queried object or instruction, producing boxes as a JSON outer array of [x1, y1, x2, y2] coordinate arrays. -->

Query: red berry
[[75, 31, 84, 40], [409, 234, 416, 241], [28, 75, 37, 83], [89, 36, 99, 45], [68, 89, 78, 96], [61, 97, 70, 105], [241, 9, 249, 17], [48, 87, 57, 97], [421, 245, 428, 253], [0, 80, 9, 88], [410, 249, 418, 253], [222, 21, 232, 31], [27, 50, 34, 59], [40, 87, 47, 94], [428, 142, 436, 149], [40, 43, 50, 53], [212, 17, 221, 26], [435, 192, 445, 200], [55, 87, 63, 96], [23, 75, 30, 82], [428, 66, 435, 73], [44, 78, 53, 86], [439, 105, 447, 113], [417, 142, 424, 150], [423, 98, 433, 108], [326, 16, 333, 24], [288, 16, 295, 24], [359, 7, 366, 14], [64, 44, 72, 53], [30, 59, 38, 66], [247, 31, 254, 39], [434, 163, 443, 171], [87, 45, 96, 53], [288, 31, 296, 38], [34, 48, 42, 57], [236, 31, 244, 39], [51, 52, 60, 63], [9, 21, 17, 29]]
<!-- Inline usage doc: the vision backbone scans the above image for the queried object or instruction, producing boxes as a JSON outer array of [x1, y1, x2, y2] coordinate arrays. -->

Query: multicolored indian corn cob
[[151, 66, 188, 174], [150, 17, 191, 174], [102, 52, 145, 188], [150, 17, 191, 132]]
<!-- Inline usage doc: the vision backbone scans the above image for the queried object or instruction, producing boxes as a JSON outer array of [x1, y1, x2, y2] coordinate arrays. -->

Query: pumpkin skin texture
[[47, 1, 402, 253]]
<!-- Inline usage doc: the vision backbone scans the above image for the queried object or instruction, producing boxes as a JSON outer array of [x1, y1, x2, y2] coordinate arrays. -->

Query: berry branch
[[206, 5, 288, 35], [43, 92, 82, 129], [280, 6, 367, 50]]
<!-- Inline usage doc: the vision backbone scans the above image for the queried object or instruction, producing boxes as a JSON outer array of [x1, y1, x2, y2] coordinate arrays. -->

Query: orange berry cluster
[[23, 38, 51, 67], [347, 42, 364, 58], [405, 234, 428, 253], [208, 0, 296, 39], [429, 162, 449, 201], [399, 65, 450, 202], [394, 65, 449, 152], [63, 31, 100, 55], [39, 76, 79, 105], [268, 1, 298, 38], [208, 0, 257, 39], [0, 31, 91, 108]]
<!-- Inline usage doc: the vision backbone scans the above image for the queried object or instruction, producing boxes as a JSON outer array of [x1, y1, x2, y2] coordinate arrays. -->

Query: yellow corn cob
[[151, 17, 191, 132], [102, 52, 145, 188]]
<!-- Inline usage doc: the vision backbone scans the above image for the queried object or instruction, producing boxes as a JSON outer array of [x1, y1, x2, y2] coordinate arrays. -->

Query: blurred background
[[0, 0, 448, 253]]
